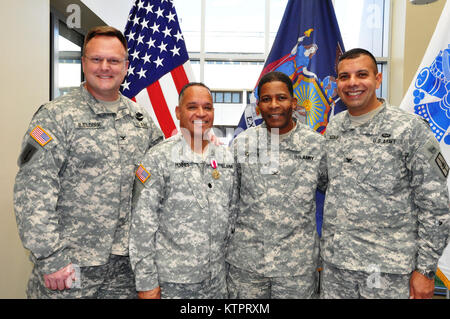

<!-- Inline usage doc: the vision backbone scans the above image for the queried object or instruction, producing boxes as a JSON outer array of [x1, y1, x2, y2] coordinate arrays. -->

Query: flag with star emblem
[[30, 126, 52, 147], [136, 164, 151, 183], [235, 0, 345, 137], [121, 0, 194, 138]]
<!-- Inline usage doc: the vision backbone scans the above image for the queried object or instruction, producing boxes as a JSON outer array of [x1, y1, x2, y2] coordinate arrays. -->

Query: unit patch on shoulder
[[30, 125, 52, 146], [136, 164, 151, 183], [435, 153, 449, 178]]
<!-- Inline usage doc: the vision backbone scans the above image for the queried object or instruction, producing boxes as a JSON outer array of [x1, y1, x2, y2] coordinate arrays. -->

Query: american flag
[[136, 164, 151, 183], [121, 0, 194, 138], [30, 126, 52, 146]]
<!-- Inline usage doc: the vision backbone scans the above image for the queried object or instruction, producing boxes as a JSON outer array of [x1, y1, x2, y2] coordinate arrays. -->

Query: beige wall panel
[[395, 0, 446, 105], [0, 0, 50, 298]]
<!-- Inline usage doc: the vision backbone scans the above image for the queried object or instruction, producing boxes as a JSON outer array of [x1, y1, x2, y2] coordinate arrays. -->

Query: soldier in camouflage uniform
[[14, 26, 163, 298], [226, 71, 325, 298], [129, 83, 237, 299], [320, 48, 450, 299]]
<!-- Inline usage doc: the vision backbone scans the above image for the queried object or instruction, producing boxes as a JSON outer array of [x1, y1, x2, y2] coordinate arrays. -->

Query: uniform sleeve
[[408, 120, 450, 272], [227, 144, 241, 242], [146, 113, 164, 150], [129, 154, 164, 291], [13, 106, 71, 274]]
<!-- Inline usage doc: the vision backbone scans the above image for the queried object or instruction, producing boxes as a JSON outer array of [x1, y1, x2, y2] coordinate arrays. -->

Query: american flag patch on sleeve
[[30, 125, 52, 146], [136, 164, 150, 184]]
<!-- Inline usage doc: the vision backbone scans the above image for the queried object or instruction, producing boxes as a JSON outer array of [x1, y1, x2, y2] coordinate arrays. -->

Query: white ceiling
[[80, 0, 135, 32]]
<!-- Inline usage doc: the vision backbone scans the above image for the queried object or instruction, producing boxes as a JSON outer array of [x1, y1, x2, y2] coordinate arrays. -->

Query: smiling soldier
[[320, 48, 450, 299], [129, 82, 238, 299], [226, 71, 326, 299], [13, 26, 163, 299]]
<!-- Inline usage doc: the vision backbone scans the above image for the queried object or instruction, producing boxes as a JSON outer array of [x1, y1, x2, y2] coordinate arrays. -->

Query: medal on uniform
[[210, 159, 220, 179]]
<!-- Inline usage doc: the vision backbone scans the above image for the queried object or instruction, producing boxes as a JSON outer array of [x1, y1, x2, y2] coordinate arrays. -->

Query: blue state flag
[[234, 0, 346, 236], [235, 0, 345, 137]]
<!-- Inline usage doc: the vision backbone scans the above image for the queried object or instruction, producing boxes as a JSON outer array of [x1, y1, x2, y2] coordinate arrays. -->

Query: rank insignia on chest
[[134, 121, 148, 129], [136, 164, 150, 183], [135, 112, 144, 121], [30, 125, 52, 147], [210, 159, 220, 179]]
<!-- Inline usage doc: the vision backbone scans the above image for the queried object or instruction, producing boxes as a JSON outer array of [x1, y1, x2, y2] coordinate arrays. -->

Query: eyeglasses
[[84, 56, 127, 66]]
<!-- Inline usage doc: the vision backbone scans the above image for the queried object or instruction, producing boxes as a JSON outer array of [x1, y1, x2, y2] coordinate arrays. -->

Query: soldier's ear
[[291, 97, 298, 108], [375, 72, 382, 89], [81, 56, 87, 75], [175, 106, 181, 121]]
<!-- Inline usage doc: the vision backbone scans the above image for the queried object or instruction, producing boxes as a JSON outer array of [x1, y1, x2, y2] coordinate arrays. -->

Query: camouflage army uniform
[[320, 100, 450, 298], [14, 83, 163, 298], [226, 120, 325, 298], [129, 133, 237, 299]]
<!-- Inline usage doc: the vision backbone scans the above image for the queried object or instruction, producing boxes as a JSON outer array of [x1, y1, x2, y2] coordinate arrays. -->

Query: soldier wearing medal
[[129, 82, 238, 299], [226, 71, 326, 298], [13, 26, 164, 298]]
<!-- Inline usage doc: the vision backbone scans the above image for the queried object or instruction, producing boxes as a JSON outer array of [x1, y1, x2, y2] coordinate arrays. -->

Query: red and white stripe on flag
[[122, 0, 195, 139], [133, 61, 194, 138]]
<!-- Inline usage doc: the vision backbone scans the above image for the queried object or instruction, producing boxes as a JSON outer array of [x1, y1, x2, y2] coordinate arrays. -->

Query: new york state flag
[[235, 0, 346, 136]]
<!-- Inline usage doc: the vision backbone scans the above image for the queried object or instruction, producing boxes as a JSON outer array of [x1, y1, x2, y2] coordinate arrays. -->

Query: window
[[50, 11, 84, 99], [334, 0, 391, 99], [205, 0, 265, 54], [334, 0, 390, 58], [212, 91, 242, 104], [174, 0, 287, 88], [232, 92, 241, 103], [173, 0, 391, 134]]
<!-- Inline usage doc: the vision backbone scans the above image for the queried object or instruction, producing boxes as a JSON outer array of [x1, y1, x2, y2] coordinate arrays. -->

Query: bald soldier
[[14, 26, 163, 298], [129, 82, 238, 299]]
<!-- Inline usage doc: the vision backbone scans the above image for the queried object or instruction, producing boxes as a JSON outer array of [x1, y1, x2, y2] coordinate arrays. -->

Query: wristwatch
[[416, 268, 436, 280]]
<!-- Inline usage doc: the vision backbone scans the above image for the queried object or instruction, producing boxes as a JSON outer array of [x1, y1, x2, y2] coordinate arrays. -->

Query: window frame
[[178, 0, 391, 102], [212, 90, 243, 104], [50, 9, 84, 100]]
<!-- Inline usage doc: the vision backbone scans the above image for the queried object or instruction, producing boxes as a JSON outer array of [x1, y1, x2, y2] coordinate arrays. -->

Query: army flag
[[121, 0, 195, 138], [234, 0, 345, 236], [399, 0, 450, 289]]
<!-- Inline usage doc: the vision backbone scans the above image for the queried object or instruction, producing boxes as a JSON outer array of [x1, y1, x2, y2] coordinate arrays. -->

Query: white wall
[[0, 0, 50, 298]]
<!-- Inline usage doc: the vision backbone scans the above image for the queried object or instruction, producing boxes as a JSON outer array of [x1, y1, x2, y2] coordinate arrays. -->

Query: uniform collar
[[338, 99, 388, 135], [174, 132, 213, 162], [80, 82, 130, 119], [259, 118, 303, 151]]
